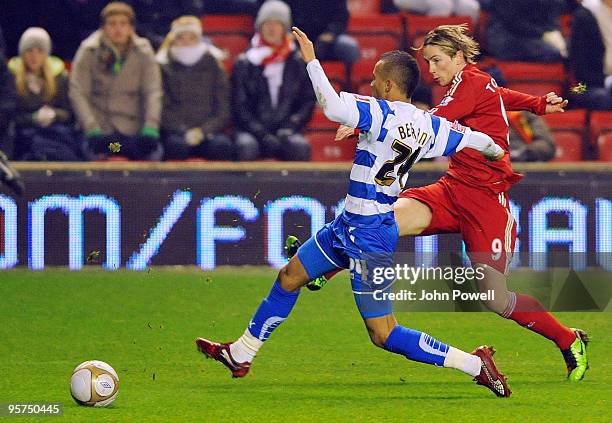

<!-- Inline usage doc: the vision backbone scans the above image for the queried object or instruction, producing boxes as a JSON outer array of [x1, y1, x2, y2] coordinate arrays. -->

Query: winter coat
[[69, 29, 162, 136], [231, 50, 315, 136], [571, 5, 606, 88], [159, 51, 230, 135], [8, 56, 72, 129]]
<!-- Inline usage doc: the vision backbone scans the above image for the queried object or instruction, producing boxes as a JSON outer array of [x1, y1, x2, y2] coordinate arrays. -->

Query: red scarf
[[254, 34, 293, 66]]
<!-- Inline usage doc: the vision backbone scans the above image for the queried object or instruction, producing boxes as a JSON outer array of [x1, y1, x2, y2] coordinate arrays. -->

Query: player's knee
[[367, 326, 393, 349], [368, 331, 387, 349], [474, 265, 510, 314], [277, 257, 311, 292], [278, 265, 299, 292], [478, 287, 509, 314], [481, 296, 507, 314]]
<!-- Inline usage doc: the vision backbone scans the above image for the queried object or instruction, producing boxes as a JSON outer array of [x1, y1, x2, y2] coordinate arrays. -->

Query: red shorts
[[400, 176, 517, 274]]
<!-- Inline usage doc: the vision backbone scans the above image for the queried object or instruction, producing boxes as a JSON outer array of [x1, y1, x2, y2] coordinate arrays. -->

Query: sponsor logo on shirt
[[450, 120, 466, 134]]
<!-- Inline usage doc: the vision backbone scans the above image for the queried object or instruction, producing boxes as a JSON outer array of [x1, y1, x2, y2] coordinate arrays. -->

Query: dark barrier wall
[[0, 163, 610, 270]]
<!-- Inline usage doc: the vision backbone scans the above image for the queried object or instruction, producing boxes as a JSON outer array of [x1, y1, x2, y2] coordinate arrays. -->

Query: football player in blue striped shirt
[[196, 27, 511, 397]]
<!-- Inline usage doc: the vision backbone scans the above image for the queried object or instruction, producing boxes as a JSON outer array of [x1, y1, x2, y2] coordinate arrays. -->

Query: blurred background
[[0, 0, 610, 270]]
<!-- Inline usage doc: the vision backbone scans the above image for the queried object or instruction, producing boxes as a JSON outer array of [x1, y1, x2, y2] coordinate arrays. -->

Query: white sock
[[229, 329, 263, 363], [443, 346, 482, 377]]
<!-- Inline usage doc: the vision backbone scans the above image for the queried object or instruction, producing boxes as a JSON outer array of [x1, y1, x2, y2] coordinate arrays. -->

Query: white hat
[[170, 19, 203, 38], [255, 0, 292, 31], [19, 27, 51, 56]]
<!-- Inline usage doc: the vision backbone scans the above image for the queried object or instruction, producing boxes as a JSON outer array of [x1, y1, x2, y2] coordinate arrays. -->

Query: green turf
[[0, 267, 610, 422]]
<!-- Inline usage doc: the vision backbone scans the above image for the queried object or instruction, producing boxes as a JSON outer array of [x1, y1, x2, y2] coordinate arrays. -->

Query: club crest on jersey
[[450, 120, 467, 133], [439, 96, 454, 106]]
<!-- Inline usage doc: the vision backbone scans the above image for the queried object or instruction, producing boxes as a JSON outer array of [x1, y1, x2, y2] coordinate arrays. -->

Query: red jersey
[[430, 64, 547, 193]]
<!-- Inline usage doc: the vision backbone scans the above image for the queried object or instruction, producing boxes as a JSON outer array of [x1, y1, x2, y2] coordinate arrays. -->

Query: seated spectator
[[0, 24, 16, 156], [232, 0, 315, 161], [393, 0, 480, 24], [156, 16, 234, 160], [283, 0, 359, 72], [69, 2, 163, 160], [569, 0, 612, 110], [486, 0, 578, 62], [507, 111, 556, 161], [8, 28, 79, 161]]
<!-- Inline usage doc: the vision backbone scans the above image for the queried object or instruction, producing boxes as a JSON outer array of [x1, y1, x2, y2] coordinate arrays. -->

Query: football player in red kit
[[397, 25, 588, 382], [290, 24, 589, 382]]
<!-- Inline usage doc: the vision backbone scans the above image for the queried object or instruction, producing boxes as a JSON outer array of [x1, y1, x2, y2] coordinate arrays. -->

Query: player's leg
[[197, 223, 344, 377], [459, 188, 589, 381], [359, 313, 510, 397], [475, 263, 590, 381], [347, 220, 509, 396]]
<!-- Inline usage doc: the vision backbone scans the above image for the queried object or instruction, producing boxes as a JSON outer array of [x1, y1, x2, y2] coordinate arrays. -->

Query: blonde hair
[[421, 24, 480, 64], [14, 57, 57, 101], [158, 15, 202, 53]]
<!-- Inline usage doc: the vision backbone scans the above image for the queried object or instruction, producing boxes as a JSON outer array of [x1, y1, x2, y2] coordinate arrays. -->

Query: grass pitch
[[0, 267, 610, 422]]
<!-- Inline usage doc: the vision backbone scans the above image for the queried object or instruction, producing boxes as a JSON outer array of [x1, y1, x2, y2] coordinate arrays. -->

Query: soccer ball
[[70, 360, 119, 407]]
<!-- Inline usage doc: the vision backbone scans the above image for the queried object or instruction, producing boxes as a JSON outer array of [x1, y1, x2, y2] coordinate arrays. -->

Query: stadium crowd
[[0, 0, 610, 162]]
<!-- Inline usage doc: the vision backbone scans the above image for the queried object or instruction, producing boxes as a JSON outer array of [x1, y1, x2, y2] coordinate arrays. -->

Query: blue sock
[[384, 325, 449, 366], [247, 280, 299, 341]]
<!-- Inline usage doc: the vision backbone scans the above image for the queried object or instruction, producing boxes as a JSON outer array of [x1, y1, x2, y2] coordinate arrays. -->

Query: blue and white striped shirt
[[340, 92, 470, 227]]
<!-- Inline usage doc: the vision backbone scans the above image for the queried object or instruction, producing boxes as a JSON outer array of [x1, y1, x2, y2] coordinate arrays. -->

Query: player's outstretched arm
[[292, 26, 352, 126], [425, 116, 504, 162], [499, 86, 568, 115], [464, 131, 504, 161]]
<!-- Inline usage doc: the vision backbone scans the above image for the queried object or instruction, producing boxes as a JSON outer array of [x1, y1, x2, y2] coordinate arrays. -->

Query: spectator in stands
[[486, 0, 578, 62], [507, 111, 556, 161], [392, 0, 480, 25], [232, 0, 315, 161], [570, 0, 612, 110], [0, 24, 16, 156], [157, 16, 234, 160], [70, 2, 163, 160], [282, 0, 359, 72], [8, 28, 79, 161]]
